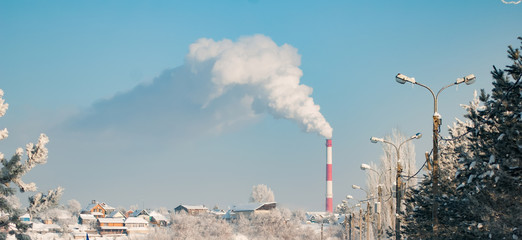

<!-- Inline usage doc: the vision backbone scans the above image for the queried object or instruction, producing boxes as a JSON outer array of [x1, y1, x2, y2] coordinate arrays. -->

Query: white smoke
[[186, 35, 333, 139], [501, 0, 521, 4]]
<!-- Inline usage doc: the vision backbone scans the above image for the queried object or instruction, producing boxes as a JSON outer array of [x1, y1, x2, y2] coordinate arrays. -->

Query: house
[[225, 202, 276, 220], [106, 210, 125, 218], [99, 203, 116, 215], [149, 211, 169, 227], [31, 222, 61, 233], [125, 217, 149, 235], [129, 209, 149, 221], [81, 200, 115, 218], [97, 218, 126, 236], [78, 214, 96, 225], [210, 209, 226, 219], [305, 212, 332, 223], [19, 213, 31, 223], [42, 219, 53, 225], [174, 205, 209, 215], [81, 200, 106, 218]]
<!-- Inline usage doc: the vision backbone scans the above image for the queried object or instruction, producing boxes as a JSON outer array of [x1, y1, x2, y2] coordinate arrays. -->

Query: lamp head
[[464, 74, 476, 85], [396, 73, 415, 84], [411, 132, 422, 139], [456, 74, 476, 85], [360, 163, 371, 170], [370, 137, 383, 143]]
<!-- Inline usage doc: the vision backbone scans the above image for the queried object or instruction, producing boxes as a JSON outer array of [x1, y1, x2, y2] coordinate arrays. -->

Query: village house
[[174, 205, 209, 215], [78, 214, 96, 225], [125, 217, 149, 235], [19, 213, 31, 223], [224, 202, 277, 220], [129, 209, 150, 221], [81, 200, 116, 218], [149, 211, 169, 226], [106, 210, 125, 218], [97, 218, 126, 236]]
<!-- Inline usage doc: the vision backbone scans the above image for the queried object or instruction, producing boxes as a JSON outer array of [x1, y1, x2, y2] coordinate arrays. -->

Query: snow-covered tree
[[402, 116, 473, 239], [450, 37, 522, 239], [249, 184, 275, 203], [402, 37, 522, 239], [365, 129, 417, 238], [66, 199, 81, 217], [0, 89, 63, 240], [167, 212, 233, 240], [236, 208, 325, 240]]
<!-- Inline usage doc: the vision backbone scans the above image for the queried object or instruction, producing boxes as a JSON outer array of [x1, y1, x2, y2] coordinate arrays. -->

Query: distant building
[[81, 200, 116, 218], [97, 218, 126, 236], [305, 212, 333, 223], [149, 211, 169, 227], [19, 213, 31, 223], [106, 210, 125, 218], [31, 222, 61, 234], [224, 202, 276, 220], [174, 205, 209, 215], [125, 217, 149, 235], [78, 214, 96, 225], [129, 209, 150, 221]]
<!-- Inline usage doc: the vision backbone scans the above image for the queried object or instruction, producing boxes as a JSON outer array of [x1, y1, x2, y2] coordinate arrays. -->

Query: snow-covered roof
[[231, 202, 276, 212], [149, 211, 168, 222], [82, 201, 115, 212], [107, 211, 124, 218], [31, 223, 61, 231], [19, 213, 30, 219], [125, 217, 149, 224], [129, 209, 149, 217], [100, 202, 115, 211], [91, 212, 104, 216], [79, 214, 96, 220], [82, 203, 99, 212], [98, 218, 125, 224], [179, 205, 208, 210]]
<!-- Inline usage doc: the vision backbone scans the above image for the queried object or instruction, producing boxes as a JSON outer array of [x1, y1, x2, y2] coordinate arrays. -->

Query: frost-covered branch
[[0, 88, 63, 238]]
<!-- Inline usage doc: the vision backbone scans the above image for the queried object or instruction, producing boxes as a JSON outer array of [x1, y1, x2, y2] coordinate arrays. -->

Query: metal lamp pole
[[360, 164, 385, 239], [352, 185, 371, 240], [370, 133, 422, 240], [395, 73, 476, 232]]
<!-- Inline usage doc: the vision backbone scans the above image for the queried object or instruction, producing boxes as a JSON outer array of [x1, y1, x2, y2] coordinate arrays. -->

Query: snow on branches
[[0, 88, 63, 236]]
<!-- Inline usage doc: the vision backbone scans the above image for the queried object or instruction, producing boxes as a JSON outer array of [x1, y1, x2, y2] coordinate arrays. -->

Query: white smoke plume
[[186, 35, 333, 139], [501, 0, 521, 4]]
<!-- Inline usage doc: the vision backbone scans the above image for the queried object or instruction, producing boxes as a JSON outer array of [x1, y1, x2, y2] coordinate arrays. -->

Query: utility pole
[[371, 132, 422, 240], [395, 73, 476, 233], [359, 208, 362, 240], [350, 213, 353, 240], [377, 186, 382, 239], [366, 202, 371, 240]]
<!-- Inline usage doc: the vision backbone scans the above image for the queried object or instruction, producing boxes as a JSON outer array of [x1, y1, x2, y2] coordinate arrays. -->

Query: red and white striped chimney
[[326, 139, 333, 213]]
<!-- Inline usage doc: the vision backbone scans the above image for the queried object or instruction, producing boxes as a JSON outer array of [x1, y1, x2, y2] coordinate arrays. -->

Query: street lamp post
[[370, 132, 422, 240], [337, 195, 355, 240], [395, 73, 475, 232], [360, 164, 384, 239], [352, 185, 371, 240]]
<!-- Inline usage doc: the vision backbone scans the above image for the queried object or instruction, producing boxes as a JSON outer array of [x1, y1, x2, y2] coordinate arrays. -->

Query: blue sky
[[1, 1, 521, 211]]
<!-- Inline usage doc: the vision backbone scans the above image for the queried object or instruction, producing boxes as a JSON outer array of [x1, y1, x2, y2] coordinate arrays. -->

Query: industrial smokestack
[[326, 139, 333, 213]]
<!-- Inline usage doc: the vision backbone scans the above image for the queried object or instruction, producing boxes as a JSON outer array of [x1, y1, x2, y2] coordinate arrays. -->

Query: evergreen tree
[[0, 89, 63, 240], [402, 37, 522, 239], [453, 37, 522, 239]]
